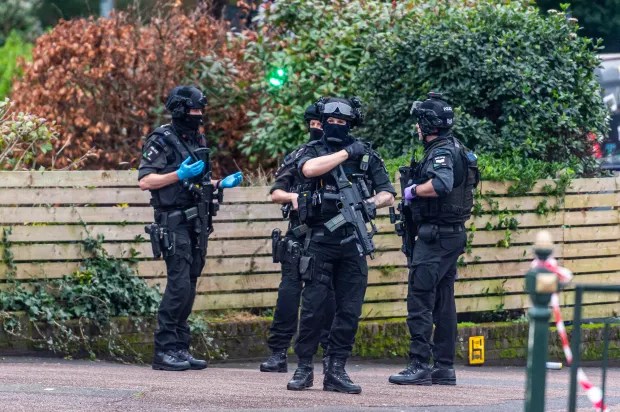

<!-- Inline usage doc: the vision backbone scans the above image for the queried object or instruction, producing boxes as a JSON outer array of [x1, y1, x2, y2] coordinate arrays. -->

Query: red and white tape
[[531, 258, 609, 412]]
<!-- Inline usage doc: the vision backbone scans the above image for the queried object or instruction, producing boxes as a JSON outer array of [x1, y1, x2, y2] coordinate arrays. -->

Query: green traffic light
[[269, 78, 283, 87], [268, 67, 287, 88]]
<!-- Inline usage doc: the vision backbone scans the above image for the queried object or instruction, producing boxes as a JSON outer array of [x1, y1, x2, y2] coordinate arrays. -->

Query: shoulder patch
[[142, 140, 165, 163], [432, 152, 453, 170]]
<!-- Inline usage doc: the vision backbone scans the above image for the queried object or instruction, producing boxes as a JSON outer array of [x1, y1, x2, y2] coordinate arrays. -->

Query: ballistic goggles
[[323, 101, 355, 118]]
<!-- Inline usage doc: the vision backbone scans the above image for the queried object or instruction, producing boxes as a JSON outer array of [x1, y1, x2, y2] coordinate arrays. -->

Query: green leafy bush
[[0, 232, 160, 359], [188, 42, 260, 173], [0, 32, 32, 100], [241, 0, 415, 162], [357, 1, 607, 176], [384, 150, 572, 186], [0, 233, 160, 325], [537, 0, 620, 53]]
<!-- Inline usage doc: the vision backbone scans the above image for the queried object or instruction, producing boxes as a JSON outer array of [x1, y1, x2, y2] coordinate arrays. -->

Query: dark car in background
[[595, 54, 620, 171]]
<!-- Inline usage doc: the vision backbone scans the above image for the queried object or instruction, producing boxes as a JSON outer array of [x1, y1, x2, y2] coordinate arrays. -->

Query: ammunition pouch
[[291, 224, 309, 238], [299, 254, 314, 282], [297, 191, 311, 223], [297, 190, 323, 224], [298, 253, 333, 285]]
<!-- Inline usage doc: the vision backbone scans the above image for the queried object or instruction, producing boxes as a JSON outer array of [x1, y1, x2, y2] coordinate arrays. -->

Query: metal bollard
[[524, 231, 558, 412]]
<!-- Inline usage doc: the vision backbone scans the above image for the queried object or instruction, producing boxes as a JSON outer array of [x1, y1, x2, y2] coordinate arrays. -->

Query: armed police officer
[[288, 97, 395, 394], [260, 104, 336, 373], [389, 93, 478, 386], [138, 85, 243, 371]]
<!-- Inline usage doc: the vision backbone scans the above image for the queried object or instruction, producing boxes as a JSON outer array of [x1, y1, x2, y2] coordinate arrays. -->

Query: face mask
[[185, 114, 203, 131], [173, 115, 203, 138], [309, 128, 323, 141], [322, 122, 351, 144]]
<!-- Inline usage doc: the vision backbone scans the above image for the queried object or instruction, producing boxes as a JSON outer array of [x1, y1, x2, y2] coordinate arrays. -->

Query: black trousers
[[267, 241, 336, 352], [406, 225, 466, 367], [295, 238, 368, 360], [154, 223, 206, 352]]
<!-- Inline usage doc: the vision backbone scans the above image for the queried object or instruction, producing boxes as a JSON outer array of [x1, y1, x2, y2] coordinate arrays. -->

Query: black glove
[[344, 141, 366, 159]]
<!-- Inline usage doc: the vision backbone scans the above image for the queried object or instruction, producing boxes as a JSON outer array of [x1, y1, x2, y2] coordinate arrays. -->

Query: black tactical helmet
[[410, 92, 454, 135], [303, 103, 321, 124], [316, 96, 363, 127], [165, 86, 207, 119]]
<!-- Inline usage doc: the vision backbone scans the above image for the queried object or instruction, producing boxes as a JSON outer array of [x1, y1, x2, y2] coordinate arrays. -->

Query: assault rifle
[[389, 166, 417, 267], [182, 148, 223, 255], [323, 165, 377, 258]]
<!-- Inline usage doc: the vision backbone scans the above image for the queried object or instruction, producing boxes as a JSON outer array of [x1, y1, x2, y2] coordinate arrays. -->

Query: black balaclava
[[173, 115, 202, 138], [322, 121, 352, 148], [304, 102, 323, 141], [309, 126, 323, 141]]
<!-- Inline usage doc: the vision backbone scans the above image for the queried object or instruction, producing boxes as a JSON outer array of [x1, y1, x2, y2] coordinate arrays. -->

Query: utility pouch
[[271, 228, 282, 263], [145, 223, 162, 259], [161, 230, 175, 257], [299, 254, 314, 282], [418, 223, 439, 243], [183, 206, 199, 221], [298, 191, 311, 223]]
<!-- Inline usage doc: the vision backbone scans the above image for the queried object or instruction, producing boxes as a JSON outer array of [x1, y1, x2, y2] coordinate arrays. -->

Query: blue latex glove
[[219, 171, 243, 188], [176, 157, 205, 181]]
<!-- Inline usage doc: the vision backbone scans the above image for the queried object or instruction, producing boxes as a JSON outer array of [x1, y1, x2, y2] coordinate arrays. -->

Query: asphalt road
[[0, 357, 618, 411]]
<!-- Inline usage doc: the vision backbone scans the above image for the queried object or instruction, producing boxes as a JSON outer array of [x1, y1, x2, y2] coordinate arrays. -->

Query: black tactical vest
[[145, 125, 210, 210], [299, 140, 373, 225], [410, 136, 479, 225]]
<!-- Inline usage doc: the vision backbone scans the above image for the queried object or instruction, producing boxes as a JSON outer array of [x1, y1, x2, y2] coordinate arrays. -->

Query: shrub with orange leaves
[[10, 4, 258, 173]]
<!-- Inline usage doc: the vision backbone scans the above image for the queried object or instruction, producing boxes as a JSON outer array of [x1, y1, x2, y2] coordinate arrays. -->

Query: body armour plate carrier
[[297, 140, 373, 226], [146, 125, 210, 210], [409, 136, 479, 225]]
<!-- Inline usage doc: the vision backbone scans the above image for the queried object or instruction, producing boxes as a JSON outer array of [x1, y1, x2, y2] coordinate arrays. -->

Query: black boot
[[388, 360, 432, 385], [322, 355, 330, 375], [152, 350, 191, 371], [287, 358, 314, 391], [260, 349, 288, 373], [175, 349, 208, 370], [323, 357, 361, 394], [431, 365, 456, 385]]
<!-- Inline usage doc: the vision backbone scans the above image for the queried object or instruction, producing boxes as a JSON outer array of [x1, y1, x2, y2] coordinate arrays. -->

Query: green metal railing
[[524, 236, 557, 412], [568, 284, 620, 412], [524, 231, 619, 412]]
